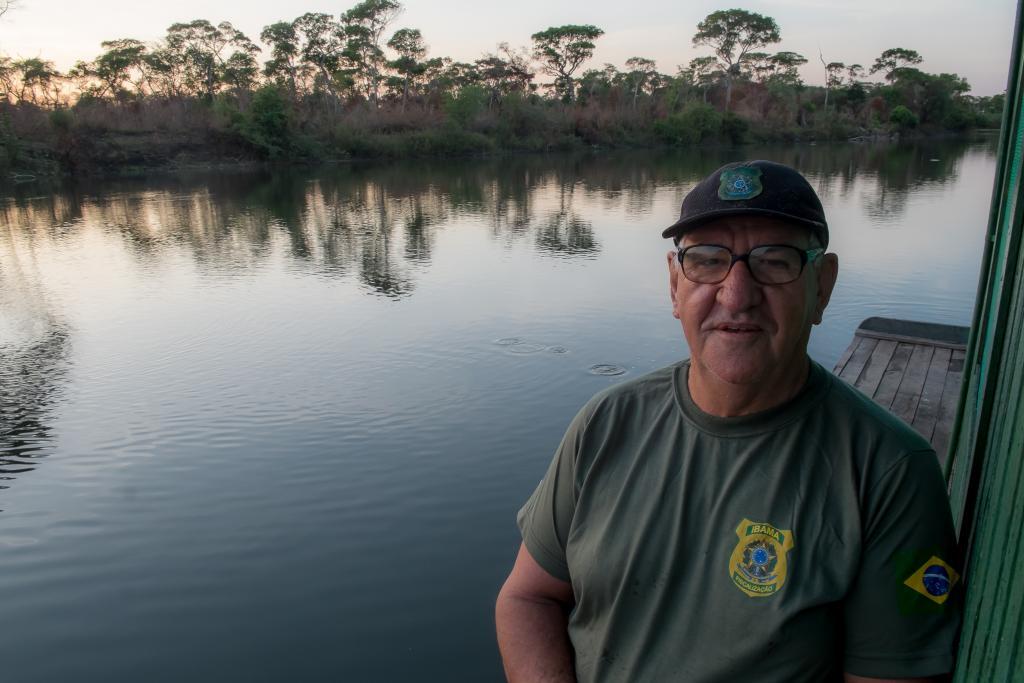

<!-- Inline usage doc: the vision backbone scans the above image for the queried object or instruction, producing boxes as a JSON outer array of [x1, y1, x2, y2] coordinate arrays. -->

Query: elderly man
[[495, 161, 961, 682]]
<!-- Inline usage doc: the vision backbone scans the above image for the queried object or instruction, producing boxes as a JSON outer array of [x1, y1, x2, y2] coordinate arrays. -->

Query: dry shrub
[[70, 97, 219, 134]]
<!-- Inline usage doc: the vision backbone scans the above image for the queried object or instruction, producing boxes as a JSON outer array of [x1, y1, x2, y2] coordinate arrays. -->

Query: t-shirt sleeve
[[843, 448, 962, 678], [515, 405, 590, 583]]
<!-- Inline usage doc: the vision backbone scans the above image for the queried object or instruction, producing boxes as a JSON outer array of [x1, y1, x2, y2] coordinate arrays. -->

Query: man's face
[[667, 216, 839, 394]]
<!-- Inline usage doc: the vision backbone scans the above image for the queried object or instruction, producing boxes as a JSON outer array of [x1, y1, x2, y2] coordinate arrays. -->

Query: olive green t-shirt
[[517, 360, 960, 682]]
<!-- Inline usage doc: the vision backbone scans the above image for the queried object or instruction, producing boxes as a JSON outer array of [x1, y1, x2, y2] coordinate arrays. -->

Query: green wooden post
[[946, 1, 1024, 679]]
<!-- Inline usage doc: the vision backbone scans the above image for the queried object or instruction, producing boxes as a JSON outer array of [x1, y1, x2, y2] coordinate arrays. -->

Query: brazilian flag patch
[[903, 555, 959, 605], [718, 167, 763, 200]]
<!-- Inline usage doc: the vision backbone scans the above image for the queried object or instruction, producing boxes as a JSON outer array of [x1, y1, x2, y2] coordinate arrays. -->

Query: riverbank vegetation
[[0, 4, 1006, 176]]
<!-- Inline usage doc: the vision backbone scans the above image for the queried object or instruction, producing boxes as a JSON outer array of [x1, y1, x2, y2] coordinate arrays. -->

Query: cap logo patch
[[903, 555, 959, 605], [718, 167, 763, 201]]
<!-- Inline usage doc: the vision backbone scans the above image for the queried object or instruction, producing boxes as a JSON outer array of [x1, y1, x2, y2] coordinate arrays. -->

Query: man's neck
[[687, 357, 811, 417]]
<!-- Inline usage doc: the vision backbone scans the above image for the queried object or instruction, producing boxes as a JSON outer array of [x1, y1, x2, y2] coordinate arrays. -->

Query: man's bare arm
[[495, 543, 576, 683]]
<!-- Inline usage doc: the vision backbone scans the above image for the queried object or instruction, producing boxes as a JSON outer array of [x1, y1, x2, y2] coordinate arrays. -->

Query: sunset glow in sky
[[1, 0, 1017, 95]]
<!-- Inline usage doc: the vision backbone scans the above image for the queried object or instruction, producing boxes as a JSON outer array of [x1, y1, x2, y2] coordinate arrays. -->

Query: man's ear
[[667, 251, 681, 320], [812, 253, 839, 325]]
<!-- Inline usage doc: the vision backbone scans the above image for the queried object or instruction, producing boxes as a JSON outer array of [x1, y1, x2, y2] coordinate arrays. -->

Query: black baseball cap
[[662, 160, 829, 247]]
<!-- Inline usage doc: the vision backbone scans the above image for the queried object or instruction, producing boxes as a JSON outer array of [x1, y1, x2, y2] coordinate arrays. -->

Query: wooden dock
[[833, 317, 970, 464]]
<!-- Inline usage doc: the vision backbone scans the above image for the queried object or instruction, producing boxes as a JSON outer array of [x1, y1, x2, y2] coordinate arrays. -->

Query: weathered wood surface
[[833, 317, 970, 465]]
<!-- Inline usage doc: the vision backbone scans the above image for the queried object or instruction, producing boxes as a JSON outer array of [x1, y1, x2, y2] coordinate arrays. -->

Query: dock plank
[[839, 336, 879, 384], [912, 347, 953, 442], [833, 335, 862, 376], [931, 349, 967, 465], [855, 339, 898, 397], [873, 342, 915, 409], [892, 344, 936, 424], [833, 318, 968, 457]]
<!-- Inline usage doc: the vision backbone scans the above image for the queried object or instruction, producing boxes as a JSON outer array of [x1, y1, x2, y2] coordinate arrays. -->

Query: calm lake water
[[0, 139, 997, 681]]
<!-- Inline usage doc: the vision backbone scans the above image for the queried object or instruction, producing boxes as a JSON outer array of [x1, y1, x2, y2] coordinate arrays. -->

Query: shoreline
[[2, 127, 996, 183]]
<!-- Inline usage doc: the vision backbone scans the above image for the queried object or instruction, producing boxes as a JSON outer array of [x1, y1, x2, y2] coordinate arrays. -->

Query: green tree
[[0, 56, 15, 101], [980, 93, 1005, 114], [222, 51, 259, 91], [419, 56, 452, 99], [819, 60, 844, 112], [237, 84, 293, 158], [12, 57, 62, 105], [766, 51, 806, 87], [840, 64, 867, 115], [870, 48, 923, 83], [293, 13, 348, 100], [748, 51, 807, 125], [654, 102, 722, 145], [387, 27, 426, 110], [72, 38, 148, 98], [530, 24, 604, 102], [742, 51, 804, 88], [692, 9, 780, 111], [163, 20, 259, 98], [624, 57, 657, 110], [686, 56, 720, 104], [437, 60, 480, 95], [743, 52, 774, 83], [261, 21, 305, 94], [577, 64, 616, 105], [968, 93, 1004, 128], [499, 43, 533, 94], [889, 104, 918, 129], [443, 84, 487, 127], [341, 0, 403, 107], [971, 92, 1005, 125], [221, 23, 260, 92], [918, 72, 971, 125], [474, 43, 533, 108], [166, 20, 217, 97], [139, 47, 180, 97]]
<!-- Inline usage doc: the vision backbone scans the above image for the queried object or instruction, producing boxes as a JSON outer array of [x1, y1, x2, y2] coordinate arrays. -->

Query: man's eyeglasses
[[676, 244, 824, 285]]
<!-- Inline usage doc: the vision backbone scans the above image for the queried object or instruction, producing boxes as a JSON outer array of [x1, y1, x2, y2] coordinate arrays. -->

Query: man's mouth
[[713, 323, 762, 335]]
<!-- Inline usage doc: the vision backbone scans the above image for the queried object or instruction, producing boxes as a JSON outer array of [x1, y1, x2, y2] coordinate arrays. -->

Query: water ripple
[[588, 364, 627, 377], [0, 327, 71, 492]]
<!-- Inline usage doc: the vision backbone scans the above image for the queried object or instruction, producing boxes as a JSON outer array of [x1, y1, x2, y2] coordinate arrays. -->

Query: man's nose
[[716, 260, 762, 311]]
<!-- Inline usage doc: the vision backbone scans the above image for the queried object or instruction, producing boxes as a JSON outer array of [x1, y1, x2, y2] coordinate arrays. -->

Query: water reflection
[[0, 225, 70, 496], [0, 138, 992, 289], [536, 209, 596, 256], [0, 136, 995, 497], [0, 328, 69, 487], [853, 144, 972, 222], [535, 184, 597, 257]]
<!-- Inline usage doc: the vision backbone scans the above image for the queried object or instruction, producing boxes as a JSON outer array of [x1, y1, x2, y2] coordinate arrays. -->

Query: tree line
[[0, 4, 1006, 171]]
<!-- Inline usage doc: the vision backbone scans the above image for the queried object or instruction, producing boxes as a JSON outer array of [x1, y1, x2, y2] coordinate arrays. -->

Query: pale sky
[[0, 0, 1016, 95]]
